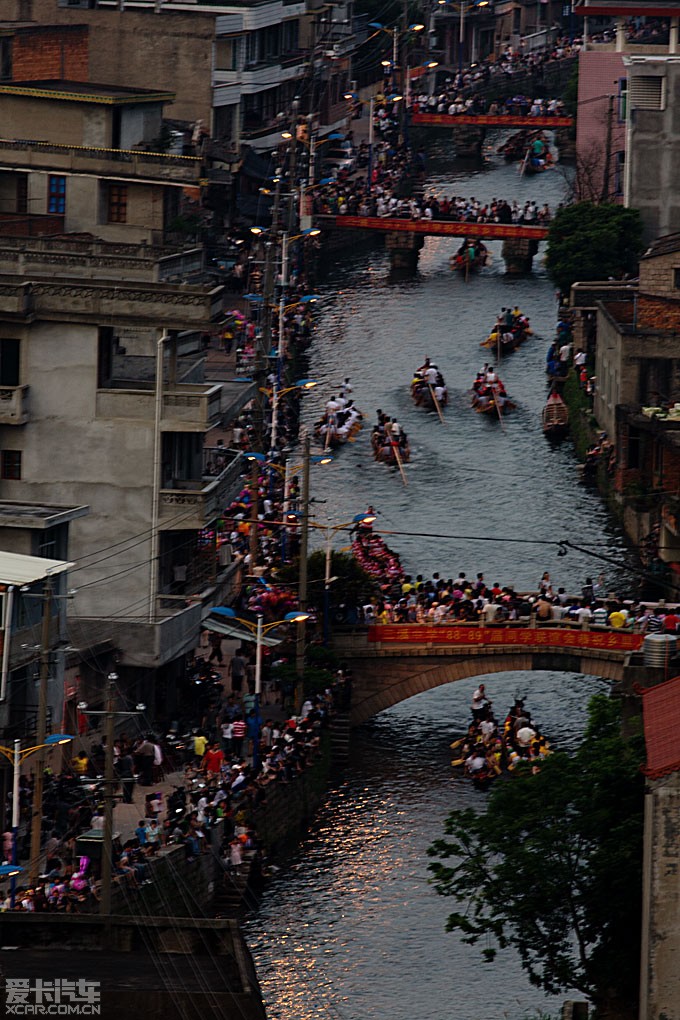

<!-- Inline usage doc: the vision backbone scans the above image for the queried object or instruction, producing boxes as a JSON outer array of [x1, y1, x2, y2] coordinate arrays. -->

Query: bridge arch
[[332, 627, 641, 725]]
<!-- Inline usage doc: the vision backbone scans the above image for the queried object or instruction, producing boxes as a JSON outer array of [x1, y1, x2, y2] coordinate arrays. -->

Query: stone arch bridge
[[332, 624, 650, 725]]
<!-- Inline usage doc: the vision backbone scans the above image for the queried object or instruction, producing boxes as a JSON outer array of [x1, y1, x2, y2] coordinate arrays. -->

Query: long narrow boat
[[481, 324, 532, 356], [411, 373, 448, 412], [314, 405, 363, 449], [371, 430, 411, 464], [542, 390, 569, 438], [471, 375, 515, 416]]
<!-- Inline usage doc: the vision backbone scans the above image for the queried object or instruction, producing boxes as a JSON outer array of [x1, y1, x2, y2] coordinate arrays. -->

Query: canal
[[243, 132, 638, 1018]]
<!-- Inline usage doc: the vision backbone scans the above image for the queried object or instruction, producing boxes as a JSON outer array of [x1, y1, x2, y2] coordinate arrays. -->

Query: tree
[[427, 696, 644, 1019], [545, 203, 643, 296], [277, 549, 377, 617]]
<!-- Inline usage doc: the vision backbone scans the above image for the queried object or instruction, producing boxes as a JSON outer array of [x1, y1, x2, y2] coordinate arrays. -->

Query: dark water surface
[[243, 136, 636, 1019]]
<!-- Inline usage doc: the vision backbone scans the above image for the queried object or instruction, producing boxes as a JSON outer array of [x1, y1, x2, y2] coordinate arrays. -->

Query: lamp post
[[207, 607, 309, 762], [78, 676, 145, 917], [318, 512, 377, 645], [436, 0, 488, 76], [0, 733, 74, 902]]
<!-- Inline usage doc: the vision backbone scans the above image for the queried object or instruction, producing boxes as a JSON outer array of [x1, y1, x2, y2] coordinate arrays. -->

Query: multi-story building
[[0, 0, 361, 154], [574, 1, 680, 207], [572, 234, 680, 588], [0, 83, 255, 717]]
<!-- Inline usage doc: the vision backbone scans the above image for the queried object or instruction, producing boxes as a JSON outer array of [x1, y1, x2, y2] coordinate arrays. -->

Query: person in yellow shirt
[[193, 732, 208, 765], [72, 751, 89, 776]]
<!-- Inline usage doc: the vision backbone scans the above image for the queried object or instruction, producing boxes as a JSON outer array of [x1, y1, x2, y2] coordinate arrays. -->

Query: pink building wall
[[576, 50, 627, 202]]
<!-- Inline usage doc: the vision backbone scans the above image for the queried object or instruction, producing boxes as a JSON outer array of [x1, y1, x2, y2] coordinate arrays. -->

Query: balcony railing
[[0, 138, 203, 185], [96, 383, 223, 431], [159, 450, 244, 530], [0, 384, 29, 424]]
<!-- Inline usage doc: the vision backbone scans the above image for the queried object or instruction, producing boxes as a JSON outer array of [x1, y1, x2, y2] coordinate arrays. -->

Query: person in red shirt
[[663, 610, 680, 633], [203, 742, 225, 777], [231, 716, 247, 756]]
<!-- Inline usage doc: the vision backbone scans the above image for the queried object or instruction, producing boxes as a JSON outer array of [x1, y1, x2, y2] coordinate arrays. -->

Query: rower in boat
[[371, 410, 411, 464], [450, 237, 489, 274], [314, 396, 363, 448], [411, 360, 448, 411], [481, 306, 532, 354], [471, 366, 514, 415], [451, 694, 551, 786]]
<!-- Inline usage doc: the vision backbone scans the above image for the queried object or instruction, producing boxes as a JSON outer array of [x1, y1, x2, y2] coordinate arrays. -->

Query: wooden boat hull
[[481, 328, 531, 354], [411, 384, 448, 411], [314, 420, 362, 449], [372, 437, 411, 464], [542, 393, 569, 438], [472, 397, 516, 415]]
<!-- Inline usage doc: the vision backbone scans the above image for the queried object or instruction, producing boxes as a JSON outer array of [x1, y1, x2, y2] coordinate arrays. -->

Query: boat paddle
[[392, 440, 408, 487], [428, 384, 446, 425]]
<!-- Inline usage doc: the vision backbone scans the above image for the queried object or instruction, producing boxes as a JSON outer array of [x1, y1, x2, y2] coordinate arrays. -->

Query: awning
[[203, 616, 283, 646], [0, 550, 73, 586]]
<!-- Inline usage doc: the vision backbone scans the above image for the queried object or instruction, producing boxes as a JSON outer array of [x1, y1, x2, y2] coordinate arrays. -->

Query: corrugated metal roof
[[641, 673, 680, 779], [0, 550, 73, 586]]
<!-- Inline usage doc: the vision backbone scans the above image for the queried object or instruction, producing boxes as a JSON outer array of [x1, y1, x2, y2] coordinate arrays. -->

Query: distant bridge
[[333, 624, 645, 724], [314, 215, 549, 241], [410, 113, 573, 129]]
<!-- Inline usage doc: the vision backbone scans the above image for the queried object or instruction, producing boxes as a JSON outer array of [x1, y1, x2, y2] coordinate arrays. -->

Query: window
[[673, 268, 680, 290], [617, 78, 627, 122], [614, 151, 625, 196], [16, 176, 27, 215], [107, 184, 128, 223], [0, 38, 12, 81], [1, 450, 21, 479], [215, 38, 236, 71], [47, 175, 66, 214], [0, 338, 20, 387]]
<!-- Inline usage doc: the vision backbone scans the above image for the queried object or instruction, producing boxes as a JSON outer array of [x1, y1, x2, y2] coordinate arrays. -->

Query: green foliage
[[428, 695, 644, 1018], [562, 64, 578, 118], [545, 203, 644, 296], [271, 661, 335, 698]]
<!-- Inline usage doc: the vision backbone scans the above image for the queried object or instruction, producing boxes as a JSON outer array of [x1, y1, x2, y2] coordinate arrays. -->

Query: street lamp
[[437, 0, 489, 76], [313, 511, 377, 644], [79, 676, 146, 916], [208, 607, 309, 762], [0, 732, 75, 900]]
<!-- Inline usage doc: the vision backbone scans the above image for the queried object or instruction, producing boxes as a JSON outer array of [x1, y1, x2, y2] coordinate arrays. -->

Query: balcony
[[96, 383, 223, 432], [0, 138, 203, 186], [162, 384, 223, 432], [158, 449, 244, 531], [0, 384, 29, 424]]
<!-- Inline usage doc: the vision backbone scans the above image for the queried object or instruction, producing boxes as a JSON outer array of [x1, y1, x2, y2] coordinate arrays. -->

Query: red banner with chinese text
[[411, 113, 574, 128], [328, 216, 548, 240], [367, 625, 644, 652]]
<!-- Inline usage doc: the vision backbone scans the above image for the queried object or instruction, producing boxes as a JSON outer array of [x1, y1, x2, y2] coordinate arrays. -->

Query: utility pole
[[99, 676, 116, 917], [29, 575, 52, 884], [294, 431, 311, 709]]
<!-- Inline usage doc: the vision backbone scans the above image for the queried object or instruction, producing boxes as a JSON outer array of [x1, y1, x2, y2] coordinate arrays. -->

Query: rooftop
[[641, 232, 680, 260], [0, 80, 175, 105], [0, 501, 89, 529]]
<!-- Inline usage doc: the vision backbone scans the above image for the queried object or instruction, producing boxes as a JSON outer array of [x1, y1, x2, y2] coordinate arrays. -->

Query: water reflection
[[246, 673, 608, 1020]]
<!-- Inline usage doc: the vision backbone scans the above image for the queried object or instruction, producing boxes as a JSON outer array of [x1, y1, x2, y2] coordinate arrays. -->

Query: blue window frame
[[47, 175, 66, 214]]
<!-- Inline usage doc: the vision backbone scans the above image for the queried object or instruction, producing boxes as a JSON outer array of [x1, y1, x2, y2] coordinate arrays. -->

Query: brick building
[[584, 233, 680, 579]]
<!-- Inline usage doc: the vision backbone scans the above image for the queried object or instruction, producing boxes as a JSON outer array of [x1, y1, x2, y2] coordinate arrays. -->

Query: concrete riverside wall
[[110, 822, 222, 917], [249, 737, 334, 859], [640, 773, 680, 1020]]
